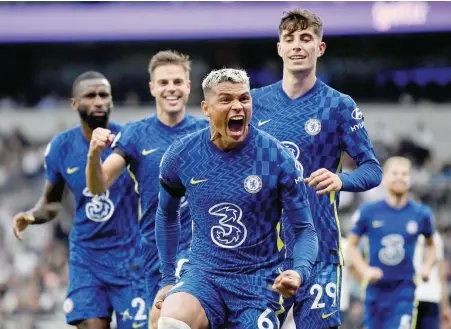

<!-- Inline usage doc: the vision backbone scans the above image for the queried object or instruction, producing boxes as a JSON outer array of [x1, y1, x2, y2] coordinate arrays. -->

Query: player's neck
[[80, 122, 94, 141], [157, 107, 185, 127], [386, 193, 409, 209], [282, 69, 317, 100], [210, 126, 249, 152]]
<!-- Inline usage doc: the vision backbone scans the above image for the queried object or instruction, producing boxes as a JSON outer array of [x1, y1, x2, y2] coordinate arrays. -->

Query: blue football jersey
[[352, 199, 435, 282], [113, 114, 208, 251], [251, 79, 376, 265], [44, 122, 140, 272], [159, 125, 311, 274]]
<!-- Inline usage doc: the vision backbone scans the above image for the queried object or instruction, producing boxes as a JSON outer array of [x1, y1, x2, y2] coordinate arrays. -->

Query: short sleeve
[[351, 207, 369, 237], [44, 138, 63, 184], [112, 124, 138, 160], [420, 206, 435, 238], [159, 142, 185, 197]]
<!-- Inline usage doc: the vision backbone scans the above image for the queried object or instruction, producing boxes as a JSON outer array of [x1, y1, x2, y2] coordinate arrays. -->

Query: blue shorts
[[293, 262, 342, 329], [364, 280, 417, 329], [65, 261, 147, 329], [168, 267, 284, 329]]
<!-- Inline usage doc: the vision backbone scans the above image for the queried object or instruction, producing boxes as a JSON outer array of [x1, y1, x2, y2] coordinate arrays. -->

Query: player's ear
[[186, 80, 192, 94], [70, 98, 78, 111], [318, 41, 326, 58], [149, 81, 155, 97], [277, 42, 283, 58], [201, 100, 210, 118]]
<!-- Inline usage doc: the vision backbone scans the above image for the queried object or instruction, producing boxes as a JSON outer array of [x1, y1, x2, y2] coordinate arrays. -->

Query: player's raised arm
[[276, 150, 318, 295], [336, 96, 382, 192], [13, 140, 66, 240], [86, 127, 126, 194]]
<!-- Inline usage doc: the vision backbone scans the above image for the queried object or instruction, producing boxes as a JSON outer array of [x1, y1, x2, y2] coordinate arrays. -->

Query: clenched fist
[[272, 270, 302, 298], [89, 128, 116, 156]]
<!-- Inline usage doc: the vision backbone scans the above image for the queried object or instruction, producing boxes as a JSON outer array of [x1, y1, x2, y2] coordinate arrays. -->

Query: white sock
[[158, 317, 192, 329]]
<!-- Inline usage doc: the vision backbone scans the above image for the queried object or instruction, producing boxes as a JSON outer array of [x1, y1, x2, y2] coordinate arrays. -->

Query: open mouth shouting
[[227, 115, 246, 140]]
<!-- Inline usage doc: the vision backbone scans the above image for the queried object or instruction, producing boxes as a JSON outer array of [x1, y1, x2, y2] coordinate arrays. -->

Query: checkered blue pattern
[[251, 79, 375, 265], [159, 126, 309, 274], [114, 114, 208, 304], [293, 262, 342, 329]]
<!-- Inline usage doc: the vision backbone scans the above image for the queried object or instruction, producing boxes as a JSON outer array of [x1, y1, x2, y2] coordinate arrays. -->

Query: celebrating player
[[13, 71, 145, 329], [250, 9, 382, 329], [85, 51, 208, 326], [348, 156, 436, 329], [153, 68, 318, 329]]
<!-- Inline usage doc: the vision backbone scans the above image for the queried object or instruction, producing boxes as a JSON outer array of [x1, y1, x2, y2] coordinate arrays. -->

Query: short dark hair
[[279, 9, 323, 39], [72, 71, 107, 97]]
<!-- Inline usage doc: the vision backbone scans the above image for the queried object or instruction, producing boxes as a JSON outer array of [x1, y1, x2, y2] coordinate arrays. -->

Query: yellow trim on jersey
[[331, 151, 345, 266], [336, 265, 341, 301], [276, 222, 284, 252], [360, 237, 370, 300], [127, 165, 142, 220], [148, 308, 152, 329], [275, 294, 285, 318], [411, 298, 419, 329]]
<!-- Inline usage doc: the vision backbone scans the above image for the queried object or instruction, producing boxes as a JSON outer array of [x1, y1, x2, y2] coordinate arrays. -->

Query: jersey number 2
[[132, 297, 147, 321], [310, 282, 337, 309]]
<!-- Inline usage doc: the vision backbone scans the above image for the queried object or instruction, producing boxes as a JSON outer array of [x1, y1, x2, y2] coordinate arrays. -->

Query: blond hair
[[201, 68, 250, 97], [279, 9, 323, 39], [148, 50, 191, 77]]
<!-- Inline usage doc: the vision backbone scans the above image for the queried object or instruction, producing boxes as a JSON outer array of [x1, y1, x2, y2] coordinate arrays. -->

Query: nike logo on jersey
[[66, 167, 79, 174], [142, 148, 158, 156], [372, 220, 384, 228], [321, 310, 338, 319], [132, 323, 146, 329], [190, 178, 208, 185], [258, 119, 272, 127]]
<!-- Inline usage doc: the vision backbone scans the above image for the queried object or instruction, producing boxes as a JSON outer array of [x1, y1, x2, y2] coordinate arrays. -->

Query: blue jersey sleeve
[[44, 138, 63, 184], [351, 206, 369, 237], [155, 142, 185, 286], [337, 96, 382, 192], [279, 147, 318, 283], [112, 124, 138, 161], [420, 206, 435, 238]]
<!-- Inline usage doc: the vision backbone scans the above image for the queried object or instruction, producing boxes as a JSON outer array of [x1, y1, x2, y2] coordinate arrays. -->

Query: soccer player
[[153, 68, 318, 329], [250, 9, 382, 329], [12, 71, 145, 329], [414, 232, 451, 329], [85, 51, 208, 326], [348, 156, 437, 329]]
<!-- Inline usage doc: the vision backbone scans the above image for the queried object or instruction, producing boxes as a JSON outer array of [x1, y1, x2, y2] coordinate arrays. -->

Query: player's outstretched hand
[[304, 168, 343, 195], [12, 211, 35, 240], [272, 270, 302, 298], [364, 266, 383, 284], [89, 128, 115, 156]]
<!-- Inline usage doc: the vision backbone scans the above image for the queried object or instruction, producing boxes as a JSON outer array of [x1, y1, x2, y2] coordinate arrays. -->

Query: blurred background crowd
[[1, 1, 451, 328]]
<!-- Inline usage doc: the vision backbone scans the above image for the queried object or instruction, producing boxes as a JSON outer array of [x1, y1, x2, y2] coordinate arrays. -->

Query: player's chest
[[369, 214, 421, 243], [61, 147, 114, 193], [254, 104, 339, 158], [181, 157, 278, 204]]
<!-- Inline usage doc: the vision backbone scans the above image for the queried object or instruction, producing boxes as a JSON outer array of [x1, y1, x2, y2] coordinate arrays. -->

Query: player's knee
[[158, 317, 191, 329]]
